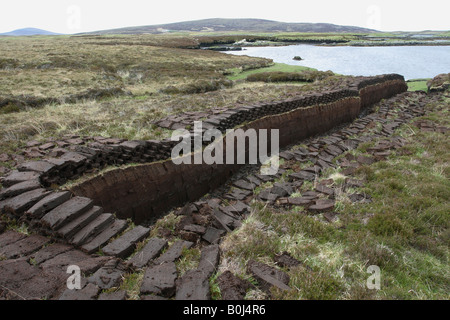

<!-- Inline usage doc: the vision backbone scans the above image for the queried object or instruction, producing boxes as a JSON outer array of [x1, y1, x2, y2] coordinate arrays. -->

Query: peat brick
[[357, 155, 376, 165], [59, 283, 100, 300], [0, 230, 26, 248], [154, 240, 193, 264], [87, 260, 126, 290], [102, 225, 150, 259], [1, 171, 41, 188], [182, 224, 206, 235], [315, 185, 335, 196], [140, 262, 177, 297], [18, 161, 55, 174], [233, 180, 256, 191], [271, 182, 294, 197], [0, 259, 65, 300], [26, 191, 71, 219], [247, 260, 290, 293], [0, 234, 49, 259], [224, 189, 252, 201], [212, 208, 236, 232], [60, 152, 87, 165], [197, 244, 220, 278], [202, 227, 225, 244], [229, 201, 250, 215], [254, 174, 273, 182], [40, 250, 87, 273], [308, 199, 335, 213], [302, 190, 320, 198], [217, 271, 252, 300], [29, 243, 73, 265], [323, 212, 339, 223], [258, 190, 279, 202], [289, 171, 316, 181], [77, 256, 112, 275], [70, 213, 114, 246], [0, 180, 41, 200], [279, 151, 294, 160], [41, 196, 93, 230], [41, 249, 108, 275], [0, 188, 51, 215], [81, 219, 128, 254], [316, 159, 334, 170], [128, 237, 168, 269], [175, 270, 210, 300], [245, 175, 262, 186], [287, 197, 314, 206], [39, 142, 54, 151], [57, 206, 103, 240], [179, 231, 200, 243], [274, 252, 302, 268]]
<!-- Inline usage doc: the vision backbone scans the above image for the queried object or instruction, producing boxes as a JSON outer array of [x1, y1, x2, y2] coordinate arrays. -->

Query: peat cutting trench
[[0, 74, 446, 300]]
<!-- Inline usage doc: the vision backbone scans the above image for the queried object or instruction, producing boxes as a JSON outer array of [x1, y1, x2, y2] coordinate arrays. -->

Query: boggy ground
[[160, 89, 449, 300], [0, 35, 357, 175], [0, 88, 448, 300], [0, 34, 448, 300]]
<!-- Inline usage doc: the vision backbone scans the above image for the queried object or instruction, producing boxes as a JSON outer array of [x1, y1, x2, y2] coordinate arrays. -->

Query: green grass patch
[[407, 79, 430, 92], [226, 63, 318, 81]]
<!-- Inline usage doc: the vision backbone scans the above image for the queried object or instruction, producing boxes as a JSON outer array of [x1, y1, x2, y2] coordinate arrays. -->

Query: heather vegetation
[[0, 34, 352, 169]]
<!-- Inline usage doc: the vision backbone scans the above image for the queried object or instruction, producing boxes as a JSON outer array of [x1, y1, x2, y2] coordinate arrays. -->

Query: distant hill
[[85, 18, 377, 35], [0, 28, 62, 36]]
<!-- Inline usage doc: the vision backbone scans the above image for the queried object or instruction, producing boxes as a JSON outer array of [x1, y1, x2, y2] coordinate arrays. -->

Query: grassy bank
[[407, 79, 430, 92], [226, 62, 319, 81]]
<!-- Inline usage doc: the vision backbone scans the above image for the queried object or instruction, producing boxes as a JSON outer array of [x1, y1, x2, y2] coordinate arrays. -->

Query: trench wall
[[70, 75, 407, 223]]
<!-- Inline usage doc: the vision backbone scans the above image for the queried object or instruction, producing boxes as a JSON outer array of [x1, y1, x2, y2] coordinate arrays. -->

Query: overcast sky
[[0, 0, 449, 34]]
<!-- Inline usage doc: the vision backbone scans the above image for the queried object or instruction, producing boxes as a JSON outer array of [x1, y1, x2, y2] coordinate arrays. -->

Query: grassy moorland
[[0, 34, 356, 170], [0, 33, 448, 300]]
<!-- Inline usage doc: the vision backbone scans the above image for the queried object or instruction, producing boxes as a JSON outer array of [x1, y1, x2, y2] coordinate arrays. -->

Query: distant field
[[407, 79, 430, 92], [226, 62, 316, 80]]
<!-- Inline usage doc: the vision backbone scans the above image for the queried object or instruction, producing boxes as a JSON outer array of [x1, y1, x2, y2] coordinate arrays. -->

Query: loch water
[[227, 44, 450, 80]]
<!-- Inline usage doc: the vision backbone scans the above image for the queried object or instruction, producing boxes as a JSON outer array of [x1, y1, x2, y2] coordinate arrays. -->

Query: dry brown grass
[[0, 35, 272, 98]]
